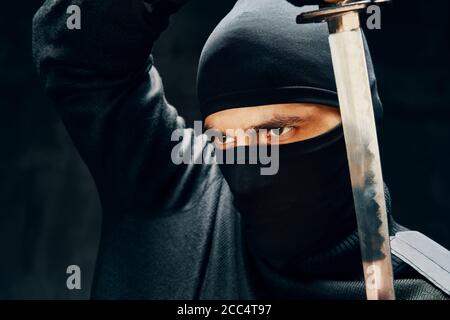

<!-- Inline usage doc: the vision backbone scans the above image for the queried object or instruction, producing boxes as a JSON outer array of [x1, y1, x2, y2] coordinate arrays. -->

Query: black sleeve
[[32, 0, 201, 214]]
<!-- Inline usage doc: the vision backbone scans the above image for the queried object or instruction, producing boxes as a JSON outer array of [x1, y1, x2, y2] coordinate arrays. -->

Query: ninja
[[32, 0, 450, 300]]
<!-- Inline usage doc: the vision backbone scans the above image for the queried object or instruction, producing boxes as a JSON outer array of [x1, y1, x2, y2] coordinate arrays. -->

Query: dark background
[[0, 0, 449, 299]]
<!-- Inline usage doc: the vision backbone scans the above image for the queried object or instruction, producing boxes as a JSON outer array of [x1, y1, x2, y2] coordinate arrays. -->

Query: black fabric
[[197, 0, 383, 129], [218, 125, 358, 274], [32, 0, 448, 300]]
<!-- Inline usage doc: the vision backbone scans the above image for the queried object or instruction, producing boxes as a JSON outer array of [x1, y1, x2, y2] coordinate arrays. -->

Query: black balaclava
[[197, 0, 384, 274]]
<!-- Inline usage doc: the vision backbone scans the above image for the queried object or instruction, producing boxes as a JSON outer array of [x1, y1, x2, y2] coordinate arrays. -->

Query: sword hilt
[[296, 0, 391, 33]]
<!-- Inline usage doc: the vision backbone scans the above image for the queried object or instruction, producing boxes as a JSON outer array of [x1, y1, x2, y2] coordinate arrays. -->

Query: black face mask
[[218, 125, 357, 273]]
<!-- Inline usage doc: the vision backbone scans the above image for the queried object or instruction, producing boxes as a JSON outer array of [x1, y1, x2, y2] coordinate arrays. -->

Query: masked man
[[33, 0, 450, 299]]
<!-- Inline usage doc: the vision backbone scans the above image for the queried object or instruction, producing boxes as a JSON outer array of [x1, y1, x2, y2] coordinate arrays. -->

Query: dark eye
[[215, 135, 235, 146], [269, 127, 294, 138]]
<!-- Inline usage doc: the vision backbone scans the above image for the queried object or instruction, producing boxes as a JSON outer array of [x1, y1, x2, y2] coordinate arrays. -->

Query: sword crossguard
[[296, 0, 391, 25]]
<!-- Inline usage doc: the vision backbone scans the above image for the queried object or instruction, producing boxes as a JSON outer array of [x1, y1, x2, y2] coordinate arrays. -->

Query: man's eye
[[269, 127, 294, 138], [215, 135, 235, 146]]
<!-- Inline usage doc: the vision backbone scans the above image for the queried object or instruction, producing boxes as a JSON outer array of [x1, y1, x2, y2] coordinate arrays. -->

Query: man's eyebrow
[[249, 115, 304, 131], [203, 114, 303, 133]]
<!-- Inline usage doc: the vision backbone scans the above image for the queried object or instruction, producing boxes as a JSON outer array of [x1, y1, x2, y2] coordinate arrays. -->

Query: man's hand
[[287, 0, 341, 6]]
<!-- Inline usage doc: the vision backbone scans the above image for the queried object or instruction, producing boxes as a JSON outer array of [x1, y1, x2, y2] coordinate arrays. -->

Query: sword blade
[[329, 27, 395, 300]]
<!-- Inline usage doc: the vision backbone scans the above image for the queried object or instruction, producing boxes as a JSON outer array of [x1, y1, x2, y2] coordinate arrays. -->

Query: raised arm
[[32, 0, 199, 214]]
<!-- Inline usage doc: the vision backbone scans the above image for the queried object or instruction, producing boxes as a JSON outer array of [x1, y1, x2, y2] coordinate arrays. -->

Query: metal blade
[[329, 27, 395, 300]]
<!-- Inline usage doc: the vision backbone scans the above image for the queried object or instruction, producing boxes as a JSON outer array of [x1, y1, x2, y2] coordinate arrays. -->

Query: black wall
[[0, 0, 449, 299]]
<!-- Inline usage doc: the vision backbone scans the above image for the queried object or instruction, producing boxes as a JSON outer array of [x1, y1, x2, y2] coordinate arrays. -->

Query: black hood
[[197, 0, 383, 126]]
